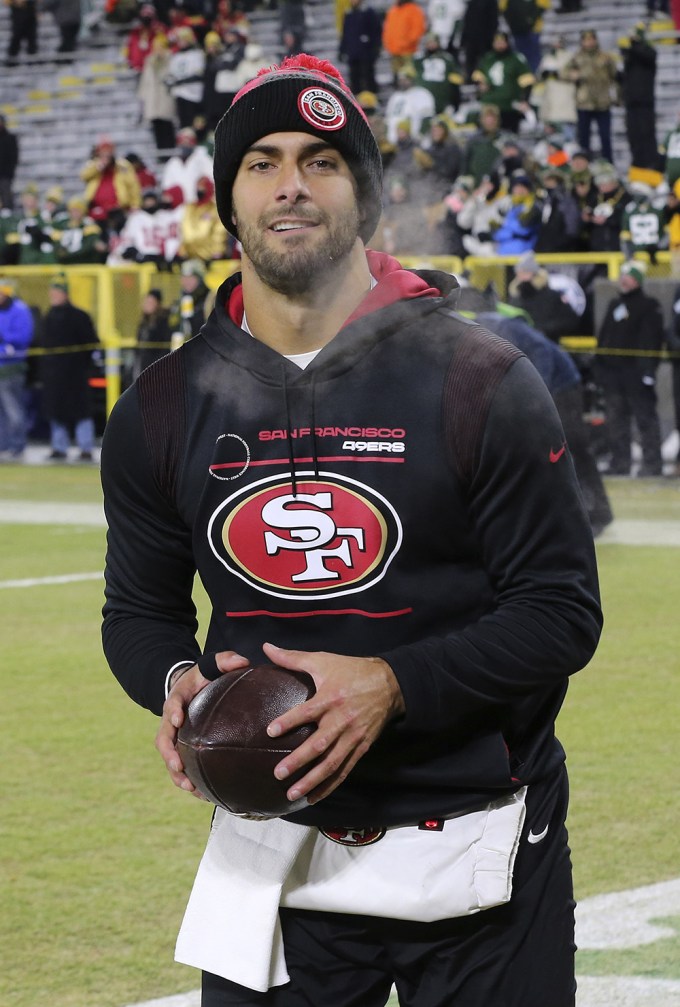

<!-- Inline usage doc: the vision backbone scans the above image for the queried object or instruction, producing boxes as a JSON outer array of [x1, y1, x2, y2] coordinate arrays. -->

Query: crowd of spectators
[[4, 3, 680, 276], [2, 0, 680, 474]]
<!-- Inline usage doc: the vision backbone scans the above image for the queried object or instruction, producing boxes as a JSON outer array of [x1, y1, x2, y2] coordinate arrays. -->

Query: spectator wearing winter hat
[[160, 127, 214, 203], [507, 252, 581, 340], [137, 32, 177, 152], [412, 33, 464, 114], [168, 257, 210, 345], [384, 64, 436, 146], [110, 188, 171, 267], [490, 170, 543, 255], [53, 197, 108, 264], [80, 139, 141, 233], [413, 116, 463, 201], [165, 26, 206, 128], [4, 183, 57, 265], [0, 276, 33, 459], [596, 260, 664, 476], [472, 30, 535, 133], [588, 164, 629, 254], [461, 104, 504, 186], [564, 30, 618, 164]]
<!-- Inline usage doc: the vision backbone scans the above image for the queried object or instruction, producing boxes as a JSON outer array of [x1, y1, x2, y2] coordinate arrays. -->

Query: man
[[161, 127, 214, 204], [564, 30, 618, 164], [461, 102, 504, 185], [383, 64, 436, 145], [39, 274, 99, 461], [596, 260, 664, 477], [618, 22, 659, 172], [165, 26, 206, 128], [381, 0, 427, 82], [53, 196, 108, 264], [5, 183, 57, 266], [339, 0, 382, 95], [0, 276, 33, 460], [411, 31, 464, 114], [101, 53, 602, 1007], [0, 116, 19, 211], [168, 257, 210, 345], [498, 0, 550, 74], [507, 251, 581, 340], [472, 30, 535, 133]]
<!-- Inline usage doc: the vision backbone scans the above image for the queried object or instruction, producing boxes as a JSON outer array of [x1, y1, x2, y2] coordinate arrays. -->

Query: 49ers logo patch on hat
[[207, 471, 402, 601], [298, 87, 346, 131]]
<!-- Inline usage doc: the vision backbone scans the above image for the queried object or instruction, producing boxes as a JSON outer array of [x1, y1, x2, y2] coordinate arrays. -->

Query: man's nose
[[273, 163, 311, 202]]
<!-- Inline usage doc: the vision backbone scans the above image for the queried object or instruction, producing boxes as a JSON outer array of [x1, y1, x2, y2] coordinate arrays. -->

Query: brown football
[[177, 663, 316, 818]]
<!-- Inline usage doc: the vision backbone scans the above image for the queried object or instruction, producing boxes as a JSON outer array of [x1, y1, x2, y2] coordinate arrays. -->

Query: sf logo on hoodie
[[208, 473, 402, 600]]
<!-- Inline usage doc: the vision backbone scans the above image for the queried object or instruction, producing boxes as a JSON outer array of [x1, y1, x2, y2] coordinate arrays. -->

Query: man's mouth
[[269, 220, 317, 232]]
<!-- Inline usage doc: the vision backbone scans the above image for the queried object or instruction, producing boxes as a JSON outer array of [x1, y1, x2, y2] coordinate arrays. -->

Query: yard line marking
[[0, 501, 106, 525], [0, 572, 103, 589]]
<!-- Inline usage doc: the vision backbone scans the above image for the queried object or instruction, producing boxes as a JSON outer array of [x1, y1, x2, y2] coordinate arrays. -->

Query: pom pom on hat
[[212, 54, 383, 243]]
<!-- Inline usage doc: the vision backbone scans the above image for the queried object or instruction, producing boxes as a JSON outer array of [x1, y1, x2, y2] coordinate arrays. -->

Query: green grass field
[[1, 466, 679, 1007]]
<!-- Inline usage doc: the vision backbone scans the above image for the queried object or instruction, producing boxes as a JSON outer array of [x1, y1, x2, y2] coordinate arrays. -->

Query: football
[[177, 663, 317, 818]]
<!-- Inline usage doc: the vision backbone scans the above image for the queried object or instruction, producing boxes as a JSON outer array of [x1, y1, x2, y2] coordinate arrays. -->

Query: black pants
[[202, 768, 575, 1007], [7, 3, 37, 56], [601, 364, 662, 474], [625, 103, 658, 170], [347, 57, 377, 95]]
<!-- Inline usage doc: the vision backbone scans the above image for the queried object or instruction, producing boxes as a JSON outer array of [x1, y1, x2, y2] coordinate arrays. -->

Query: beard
[[232, 202, 362, 297]]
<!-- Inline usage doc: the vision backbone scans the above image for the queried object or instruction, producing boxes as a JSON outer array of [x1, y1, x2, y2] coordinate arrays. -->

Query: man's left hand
[[263, 642, 405, 807]]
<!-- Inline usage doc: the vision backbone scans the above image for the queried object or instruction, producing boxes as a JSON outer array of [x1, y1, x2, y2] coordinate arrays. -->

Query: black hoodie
[[101, 252, 601, 828]]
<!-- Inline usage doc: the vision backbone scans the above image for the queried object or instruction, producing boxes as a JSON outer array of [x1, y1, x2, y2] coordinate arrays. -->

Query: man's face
[[619, 273, 639, 293], [581, 33, 597, 50], [48, 287, 67, 306], [231, 131, 362, 297], [493, 35, 508, 53]]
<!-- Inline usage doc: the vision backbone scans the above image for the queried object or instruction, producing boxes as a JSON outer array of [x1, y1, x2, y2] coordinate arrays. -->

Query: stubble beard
[[233, 203, 362, 297]]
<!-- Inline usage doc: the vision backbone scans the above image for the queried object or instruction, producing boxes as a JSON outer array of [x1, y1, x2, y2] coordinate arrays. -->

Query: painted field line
[[0, 500, 105, 525], [0, 571, 103, 589], [125, 879, 680, 1007]]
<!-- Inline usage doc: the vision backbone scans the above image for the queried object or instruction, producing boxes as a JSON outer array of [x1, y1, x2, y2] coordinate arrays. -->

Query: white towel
[[175, 810, 314, 992]]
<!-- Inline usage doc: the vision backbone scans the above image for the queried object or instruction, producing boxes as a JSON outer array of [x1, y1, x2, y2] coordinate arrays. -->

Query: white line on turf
[[125, 879, 680, 1007], [0, 572, 103, 589], [0, 500, 106, 525]]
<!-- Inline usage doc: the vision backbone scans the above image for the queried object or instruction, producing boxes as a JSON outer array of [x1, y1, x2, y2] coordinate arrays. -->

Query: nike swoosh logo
[[528, 824, 549, 844], [549, 445, 566, 463]]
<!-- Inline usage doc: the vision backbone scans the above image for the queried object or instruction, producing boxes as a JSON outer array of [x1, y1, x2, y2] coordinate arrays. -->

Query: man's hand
[[263, 642, 405, 807], [155, 650, 250, 796]]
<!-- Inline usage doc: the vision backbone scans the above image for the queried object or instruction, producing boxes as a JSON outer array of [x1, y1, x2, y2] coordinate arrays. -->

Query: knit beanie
[[213, 54, 383, 243], [620, 260, 646, 286]]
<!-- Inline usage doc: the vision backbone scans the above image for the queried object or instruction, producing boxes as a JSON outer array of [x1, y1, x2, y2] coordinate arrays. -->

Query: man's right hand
[[155, 651, 250, 796]]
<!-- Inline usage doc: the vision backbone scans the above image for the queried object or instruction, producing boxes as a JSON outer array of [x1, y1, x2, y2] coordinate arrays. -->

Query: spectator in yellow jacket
[[382, 0, 427, 80], [80, 139, 141, 236], [177, 176, 228, 263]]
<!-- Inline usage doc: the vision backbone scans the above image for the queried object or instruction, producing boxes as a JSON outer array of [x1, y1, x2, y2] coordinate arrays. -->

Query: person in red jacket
[[382, 0, 427, 81], [125, 3, 164, 72]]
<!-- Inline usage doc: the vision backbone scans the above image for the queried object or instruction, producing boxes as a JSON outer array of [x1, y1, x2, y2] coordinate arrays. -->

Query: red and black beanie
[[213, 54, 383, 243]]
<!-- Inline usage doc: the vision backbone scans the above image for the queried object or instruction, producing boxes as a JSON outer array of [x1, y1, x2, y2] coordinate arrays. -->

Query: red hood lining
[[226, 249, 441, 329]]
